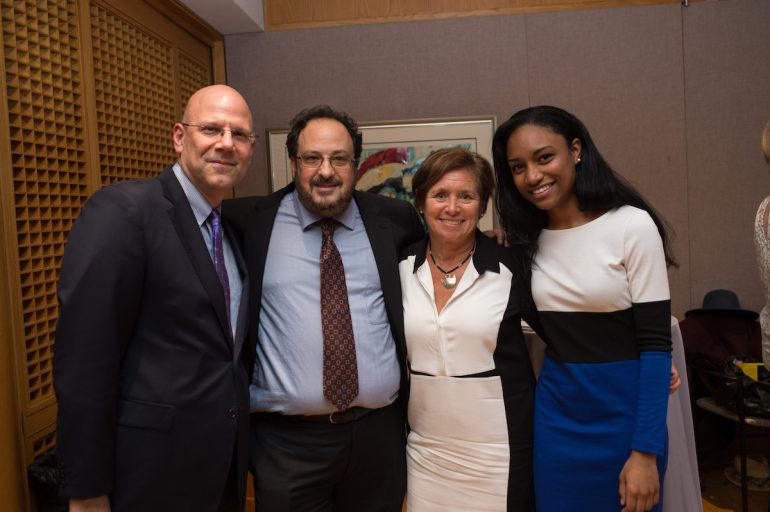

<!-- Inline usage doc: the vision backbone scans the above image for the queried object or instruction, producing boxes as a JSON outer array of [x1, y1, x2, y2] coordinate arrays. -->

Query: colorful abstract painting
[[355, 144, 472, 204]]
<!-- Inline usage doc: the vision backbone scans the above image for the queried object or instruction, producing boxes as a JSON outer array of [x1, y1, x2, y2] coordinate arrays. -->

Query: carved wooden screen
[[179, 51, 211, 117], [1, 0, 92, 466], [0, 0, 221, 506], [91, 2, 177, 185]]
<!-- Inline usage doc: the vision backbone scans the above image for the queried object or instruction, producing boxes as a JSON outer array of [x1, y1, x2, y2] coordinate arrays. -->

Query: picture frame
[[267, 116, 497, 230]]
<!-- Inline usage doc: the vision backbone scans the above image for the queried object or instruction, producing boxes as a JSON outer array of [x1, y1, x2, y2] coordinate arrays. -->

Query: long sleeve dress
[[399, 231, 536, 512], [530, 205, 672, 511]]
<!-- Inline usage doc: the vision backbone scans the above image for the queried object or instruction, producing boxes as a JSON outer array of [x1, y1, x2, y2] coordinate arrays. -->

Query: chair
[[692, 364, 770, 512]]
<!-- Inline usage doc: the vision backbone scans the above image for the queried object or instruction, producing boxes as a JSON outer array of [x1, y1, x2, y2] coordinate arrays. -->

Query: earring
[[576, 156, 582, 164]]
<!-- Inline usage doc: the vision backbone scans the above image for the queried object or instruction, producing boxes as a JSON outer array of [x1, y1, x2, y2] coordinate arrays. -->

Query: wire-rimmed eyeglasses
[[182, 123, 257, 145], [294, 154, 356, 170]]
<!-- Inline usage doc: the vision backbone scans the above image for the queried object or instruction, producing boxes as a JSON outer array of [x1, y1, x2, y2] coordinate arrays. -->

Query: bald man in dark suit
[[54, 85, 256, 512]]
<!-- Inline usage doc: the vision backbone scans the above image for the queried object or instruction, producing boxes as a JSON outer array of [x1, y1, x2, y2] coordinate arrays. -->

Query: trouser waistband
[[252, 406, 376, 424]]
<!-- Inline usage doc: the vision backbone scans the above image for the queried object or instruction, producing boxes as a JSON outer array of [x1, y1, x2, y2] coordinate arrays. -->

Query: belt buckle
[[328, 411, 340, 424]]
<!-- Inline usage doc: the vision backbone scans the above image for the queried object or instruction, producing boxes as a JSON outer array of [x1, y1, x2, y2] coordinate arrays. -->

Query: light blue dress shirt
[[251, 190, 400, 414], [172, 163, 242, 337]]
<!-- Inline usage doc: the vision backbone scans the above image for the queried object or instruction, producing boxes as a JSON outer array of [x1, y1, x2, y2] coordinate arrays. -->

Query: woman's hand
[[618, 450, 659, 512], [669, 362, 681, 394]]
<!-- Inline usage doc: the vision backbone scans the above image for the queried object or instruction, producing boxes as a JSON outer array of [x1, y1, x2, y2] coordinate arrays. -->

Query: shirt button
[[227, 408, 237, 419]]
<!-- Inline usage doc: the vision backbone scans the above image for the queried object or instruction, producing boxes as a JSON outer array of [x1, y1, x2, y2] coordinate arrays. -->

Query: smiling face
[[423, 168, 481, 247], [292, 118, 356, 218], [506, 123, 581, 222], [173, 85, 254, 206]]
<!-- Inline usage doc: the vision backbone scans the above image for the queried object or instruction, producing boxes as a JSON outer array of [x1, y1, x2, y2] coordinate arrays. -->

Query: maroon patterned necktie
[[318, 218, 358, 411], [209, 208, 231, 322]]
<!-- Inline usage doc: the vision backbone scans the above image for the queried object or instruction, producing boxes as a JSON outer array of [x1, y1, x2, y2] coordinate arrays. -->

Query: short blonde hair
[[763, 121, 770, 166]]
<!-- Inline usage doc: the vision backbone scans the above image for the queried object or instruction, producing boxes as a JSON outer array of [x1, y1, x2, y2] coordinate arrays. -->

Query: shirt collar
[[173, 162, 214, 227], [291, 189, 357, 232]]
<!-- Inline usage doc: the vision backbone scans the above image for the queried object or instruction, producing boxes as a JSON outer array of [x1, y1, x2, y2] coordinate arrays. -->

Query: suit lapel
[[159, 167, 232, 343], [354, 191, 401, 331], [241, 184, 294, 341]]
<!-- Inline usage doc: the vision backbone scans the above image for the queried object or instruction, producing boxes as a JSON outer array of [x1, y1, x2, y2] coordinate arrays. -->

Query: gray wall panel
[[683, 0, 770, 316]]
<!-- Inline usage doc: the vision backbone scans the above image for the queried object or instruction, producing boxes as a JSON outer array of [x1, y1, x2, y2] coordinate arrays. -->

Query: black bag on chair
[[721, 357, 770, 418]]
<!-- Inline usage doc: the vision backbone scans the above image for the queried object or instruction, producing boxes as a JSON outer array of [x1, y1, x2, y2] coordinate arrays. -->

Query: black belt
[[256, 406, 375, 424], [410, 369, 499, 378]]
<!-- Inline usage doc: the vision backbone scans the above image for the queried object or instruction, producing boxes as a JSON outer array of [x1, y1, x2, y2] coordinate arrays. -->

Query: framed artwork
[[267, 116, 497, 230]]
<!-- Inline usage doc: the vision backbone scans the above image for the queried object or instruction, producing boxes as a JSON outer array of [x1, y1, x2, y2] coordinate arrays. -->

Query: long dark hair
[[492, 105, 677, 288]]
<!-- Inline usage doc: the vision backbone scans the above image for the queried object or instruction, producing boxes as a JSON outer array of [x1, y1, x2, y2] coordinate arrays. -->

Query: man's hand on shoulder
[[69, 496, 111, 512], [483, 228, 509, 247]]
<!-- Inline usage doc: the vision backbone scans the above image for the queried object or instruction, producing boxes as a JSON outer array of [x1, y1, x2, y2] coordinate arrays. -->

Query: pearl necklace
[[428, 242, 475, 289]]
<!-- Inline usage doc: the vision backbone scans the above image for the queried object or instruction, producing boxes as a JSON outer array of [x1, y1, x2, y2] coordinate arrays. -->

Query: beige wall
[[225, 0, 770, 319], [683, 1, 770, 322]]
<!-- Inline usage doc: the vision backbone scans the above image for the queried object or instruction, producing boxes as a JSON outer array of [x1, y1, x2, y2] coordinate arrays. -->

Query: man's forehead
[[187, 110, 253, 132], [299, 119, 353, 147], [193, 114, 251, 127], [187, 92, 251, 122]]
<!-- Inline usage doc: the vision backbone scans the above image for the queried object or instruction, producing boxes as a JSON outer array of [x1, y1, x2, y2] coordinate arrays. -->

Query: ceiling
[[178, 0, 264, 34]]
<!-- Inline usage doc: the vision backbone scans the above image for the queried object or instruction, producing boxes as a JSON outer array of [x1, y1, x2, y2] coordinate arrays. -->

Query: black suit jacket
[[54, 167, 251, 511], [224, 183, 424, 401]]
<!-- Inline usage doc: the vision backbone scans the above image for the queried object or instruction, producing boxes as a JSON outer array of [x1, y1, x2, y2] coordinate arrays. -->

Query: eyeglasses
[[295, 154, 356, 170], [182, 123, 257, 145]]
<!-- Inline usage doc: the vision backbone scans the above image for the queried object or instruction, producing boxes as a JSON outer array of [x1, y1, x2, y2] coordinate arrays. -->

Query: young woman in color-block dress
[[493, 106, 677, 512]]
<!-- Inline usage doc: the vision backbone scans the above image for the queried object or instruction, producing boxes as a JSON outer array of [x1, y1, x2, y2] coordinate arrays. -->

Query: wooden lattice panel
[[90, 2, 176, 185], [2, 0, 89, 406], [179, 52, 210, 115], [30, 429, 56, 460]]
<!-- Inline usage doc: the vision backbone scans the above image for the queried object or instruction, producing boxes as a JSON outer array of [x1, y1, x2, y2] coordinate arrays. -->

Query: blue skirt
[[534, 356, 667, 511]]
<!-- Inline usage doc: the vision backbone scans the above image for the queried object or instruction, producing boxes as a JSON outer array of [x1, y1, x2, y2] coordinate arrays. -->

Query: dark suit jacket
[[224, 183, 424, 402], [54, 167, 251, 512]]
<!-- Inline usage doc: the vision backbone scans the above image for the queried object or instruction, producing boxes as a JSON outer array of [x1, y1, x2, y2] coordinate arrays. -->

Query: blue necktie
[[209, 208, 231, 322]]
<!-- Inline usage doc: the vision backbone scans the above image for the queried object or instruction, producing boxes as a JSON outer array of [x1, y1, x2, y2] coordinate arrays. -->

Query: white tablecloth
[[664, 317, 703, 511]]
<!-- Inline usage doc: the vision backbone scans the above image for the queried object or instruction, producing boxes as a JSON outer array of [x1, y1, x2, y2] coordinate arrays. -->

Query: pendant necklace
[[429, 242, 475, 289]]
